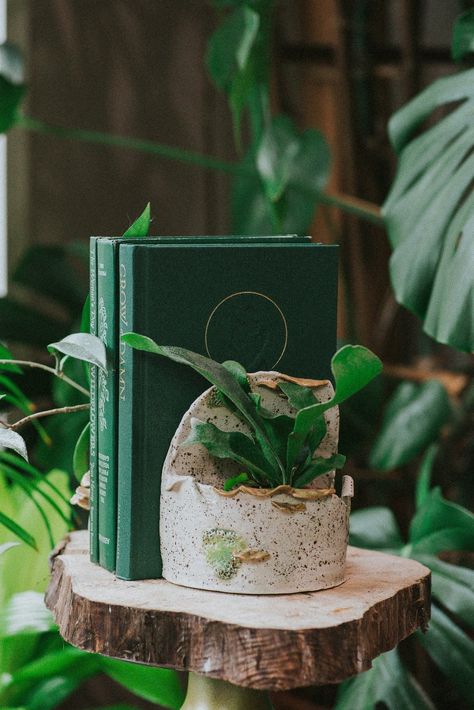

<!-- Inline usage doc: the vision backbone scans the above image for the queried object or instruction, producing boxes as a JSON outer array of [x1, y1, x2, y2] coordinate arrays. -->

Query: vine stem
[[17, 114, 382, 225], [6, 403, 90, 431], [0, 360, 90, 397]]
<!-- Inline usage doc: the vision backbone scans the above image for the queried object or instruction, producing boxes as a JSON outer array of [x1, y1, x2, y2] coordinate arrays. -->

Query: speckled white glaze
[[160, 371, 353, 594]]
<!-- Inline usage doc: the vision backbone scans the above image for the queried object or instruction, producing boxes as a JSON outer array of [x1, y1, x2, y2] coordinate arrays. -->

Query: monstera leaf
[[383, 64, 474, 352]]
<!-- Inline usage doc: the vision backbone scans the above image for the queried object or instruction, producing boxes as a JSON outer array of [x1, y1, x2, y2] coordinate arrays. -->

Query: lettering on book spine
[[119, 262, 128, 401], [97, 295, 109, 433]]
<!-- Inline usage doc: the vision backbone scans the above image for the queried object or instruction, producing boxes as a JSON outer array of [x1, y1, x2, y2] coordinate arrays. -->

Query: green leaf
[[349, 507, 404, 552], [0, 541, 18, 556], [0, 510, 36, 549], [222, 359, 250, 392], [335, 647, 435, 710], [289, 345, 382, 471], [207, 7, 259, 91], [415, 444, 438, 509], [185, 417, 275, 485], [48, 333, 106, 371], [101, 657, 185, 709], [278, 380, 317, 410], [383, 66, 474, 351], [121, 334, 284, 478], [224, 471, 249, 491], [257, 115, 300, 201], [292, 453, 345, 488], [72, 422, 89, 482], [122, 203, 151, 237], [409, 487, 474, 554], [414, 554, 474, 628], [0, 42, 26, 134], [452, 9, 474, 61], [369, 381, 452, 470], [417, 605, 474, 704], [0, 428, 28, 461]]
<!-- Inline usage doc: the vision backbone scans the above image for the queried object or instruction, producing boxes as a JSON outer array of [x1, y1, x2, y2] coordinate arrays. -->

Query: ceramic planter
[[160, 372, 354, 594]]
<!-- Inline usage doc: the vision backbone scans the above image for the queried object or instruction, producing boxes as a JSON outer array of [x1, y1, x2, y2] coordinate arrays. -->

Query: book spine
[[116, 246, 162, 580], [89, 238, 99, 563], [97, 240, 118, 571]]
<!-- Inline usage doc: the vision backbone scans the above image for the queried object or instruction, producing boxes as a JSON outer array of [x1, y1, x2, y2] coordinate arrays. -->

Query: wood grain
[[46, 531, 430, 691]]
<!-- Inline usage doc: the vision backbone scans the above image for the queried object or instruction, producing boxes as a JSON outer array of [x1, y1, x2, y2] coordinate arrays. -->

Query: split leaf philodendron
[[121, 333, 382, 489]]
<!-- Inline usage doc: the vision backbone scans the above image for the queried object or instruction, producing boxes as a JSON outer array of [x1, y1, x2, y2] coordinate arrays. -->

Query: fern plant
[[122, 334, 382, 489]]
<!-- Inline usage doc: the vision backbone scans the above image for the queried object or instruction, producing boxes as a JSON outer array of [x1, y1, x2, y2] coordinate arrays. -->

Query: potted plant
[[123, 334, 382, 594]]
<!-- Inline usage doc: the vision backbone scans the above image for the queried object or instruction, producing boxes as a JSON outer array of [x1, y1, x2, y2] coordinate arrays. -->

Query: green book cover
[[116, 242, 338, 580], [89, 237, 99, 563], [92, 235, 308, 572], [96, 240, 119, 571]]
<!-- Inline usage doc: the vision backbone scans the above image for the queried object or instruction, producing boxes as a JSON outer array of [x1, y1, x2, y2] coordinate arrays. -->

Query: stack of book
[[89, 235, 338, 580]]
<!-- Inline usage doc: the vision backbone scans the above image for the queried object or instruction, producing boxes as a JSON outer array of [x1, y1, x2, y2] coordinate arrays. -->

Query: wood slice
[[46, 530, 430, 691]]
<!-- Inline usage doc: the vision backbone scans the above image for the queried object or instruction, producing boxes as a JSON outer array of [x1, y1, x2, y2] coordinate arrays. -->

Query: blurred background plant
[[0, 1, 473, 709]]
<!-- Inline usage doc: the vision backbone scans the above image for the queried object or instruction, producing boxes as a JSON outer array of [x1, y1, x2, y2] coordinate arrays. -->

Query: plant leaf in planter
[[292, 453, 346, 488], [121, 334, 285, 479], [288, 345, 382, 472], [383, 60, 474, 351], [47, 333, 107, 372], [369, 381, 452, 470], [184, 417, 276, 485]]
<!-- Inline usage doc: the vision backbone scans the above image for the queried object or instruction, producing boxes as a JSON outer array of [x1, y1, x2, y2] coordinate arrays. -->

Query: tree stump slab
[[46, 530, 430, 691]]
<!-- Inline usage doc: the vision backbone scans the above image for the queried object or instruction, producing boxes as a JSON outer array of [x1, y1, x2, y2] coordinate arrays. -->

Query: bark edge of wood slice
[[46, 530, 431, 690]]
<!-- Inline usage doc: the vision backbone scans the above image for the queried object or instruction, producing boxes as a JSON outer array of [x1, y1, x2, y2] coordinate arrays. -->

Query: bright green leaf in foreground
[[48, 333, 107, 372], [101, 657, 185, 709], [122, 202, 151, 237]]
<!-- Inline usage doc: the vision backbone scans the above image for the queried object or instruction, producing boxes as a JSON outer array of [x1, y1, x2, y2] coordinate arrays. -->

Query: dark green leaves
[[0, 43, 26, 134], [383, 65, 474, 351], [47, 333, 107, 371], [452, 9, 474, 61], [408, 487, 474, 555], [349, 506, 404, 551], [123, 335, 380, 489], [233, 116, 331, 234], [185, 418, 275, 485], [370, 381, 452, 470], [415, 554, 474, 628]]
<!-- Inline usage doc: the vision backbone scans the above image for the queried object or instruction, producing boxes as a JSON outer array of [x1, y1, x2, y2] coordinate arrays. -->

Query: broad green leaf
[[185, 417, 275, 485], [121, 334, 284, 477], [452, 9, 474, 61], [72, 422, 89, 482], [414, 554, 474, 627], [349, 507, 404, 552], [0, 42, 26, 133], [80, 294, 90, 334], [383, 66, 474, 351], [369, 382, 452, 470], [417, 605, 474, 704], [335, 647, 435, 710], [292, 453, 345, 488], [409, 487, 474, 554], [222, 359, 250, 392], [278, 380, 317, 410], [415, 444, 438, 509], [0, 428, 28, 461], [122, 203, 151, 237], [0, 511, 36, 549], [101, 657, 185, 709], [48, 333, 106, 371], [289, 346, 382, 470]]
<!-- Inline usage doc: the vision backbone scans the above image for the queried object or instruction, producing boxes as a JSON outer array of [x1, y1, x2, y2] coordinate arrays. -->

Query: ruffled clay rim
[[214, 484, 336, 500]]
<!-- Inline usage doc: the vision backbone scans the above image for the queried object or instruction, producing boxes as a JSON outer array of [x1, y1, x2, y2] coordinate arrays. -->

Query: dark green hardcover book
[[116, 242, 338, 580], [89, 237, 99, 563], [96, 239, 119, 571], [93, 235, 307, 573]]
